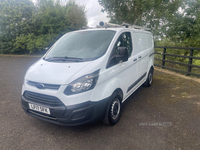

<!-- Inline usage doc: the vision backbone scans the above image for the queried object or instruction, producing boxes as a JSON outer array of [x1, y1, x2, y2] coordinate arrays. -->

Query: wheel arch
[[112, 88, 123, 102]]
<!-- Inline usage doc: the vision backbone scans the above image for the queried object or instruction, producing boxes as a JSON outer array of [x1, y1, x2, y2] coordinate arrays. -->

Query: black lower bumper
[[21, 96, 110, 126]]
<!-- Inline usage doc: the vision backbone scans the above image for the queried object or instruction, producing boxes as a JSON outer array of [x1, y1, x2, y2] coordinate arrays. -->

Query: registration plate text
[[29, 103, 50, 115]]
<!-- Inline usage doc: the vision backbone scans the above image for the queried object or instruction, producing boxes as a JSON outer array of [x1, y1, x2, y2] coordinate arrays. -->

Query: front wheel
[[103, 93, 121, 125]]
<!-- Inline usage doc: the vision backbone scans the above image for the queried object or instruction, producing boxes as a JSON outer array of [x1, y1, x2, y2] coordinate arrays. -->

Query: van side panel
[[91, 31, 154, 104], [132, 32, 153, 80]]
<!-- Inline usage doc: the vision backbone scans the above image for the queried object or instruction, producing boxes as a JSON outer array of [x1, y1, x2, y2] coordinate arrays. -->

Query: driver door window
[[107, 32, 132, 68]]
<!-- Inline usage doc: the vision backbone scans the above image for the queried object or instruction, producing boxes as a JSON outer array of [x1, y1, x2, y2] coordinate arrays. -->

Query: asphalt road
[[0, 56, 200, 150]]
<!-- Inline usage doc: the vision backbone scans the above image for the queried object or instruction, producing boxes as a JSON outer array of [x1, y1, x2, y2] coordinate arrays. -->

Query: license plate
[[29, 103, 50, 115]]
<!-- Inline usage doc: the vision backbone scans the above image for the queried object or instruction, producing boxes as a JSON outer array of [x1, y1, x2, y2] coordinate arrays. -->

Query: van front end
[[21, 29, 117, 126], [21, 66, 109, 126]]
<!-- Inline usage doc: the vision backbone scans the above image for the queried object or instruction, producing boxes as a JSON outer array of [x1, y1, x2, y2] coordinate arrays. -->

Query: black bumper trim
[[21, 95, 110, 126], [29, 110, 57, 120], [127, 72, 147, 93]]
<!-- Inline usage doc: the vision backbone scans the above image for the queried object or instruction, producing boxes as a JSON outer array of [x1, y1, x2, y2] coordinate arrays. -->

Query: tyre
[[102, 93, 121, 125], [143, 67, 153, 87]]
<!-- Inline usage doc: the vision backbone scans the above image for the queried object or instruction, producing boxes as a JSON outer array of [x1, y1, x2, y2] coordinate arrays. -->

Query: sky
[[70, 0, 109, 27]]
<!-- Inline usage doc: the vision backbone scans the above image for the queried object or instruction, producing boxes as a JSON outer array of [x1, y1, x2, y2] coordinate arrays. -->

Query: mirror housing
[[116, 47, 128, 62]]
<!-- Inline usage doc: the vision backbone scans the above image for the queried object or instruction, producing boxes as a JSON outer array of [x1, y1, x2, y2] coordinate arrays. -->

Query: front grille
[[27, 81, 61, 90], [23, 91, 64, 107]]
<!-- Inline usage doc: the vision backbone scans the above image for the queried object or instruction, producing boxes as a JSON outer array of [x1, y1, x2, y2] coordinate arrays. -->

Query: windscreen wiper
[[44, 57, 83, 62]]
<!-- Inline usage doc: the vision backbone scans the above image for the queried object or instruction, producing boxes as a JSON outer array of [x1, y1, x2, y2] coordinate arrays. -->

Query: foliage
[[0, 0, 87, 54], [98, 0, 182, 38], [155, 0, 200, 66], [0, 0, 35, 54], [165, 0, 200, 48]]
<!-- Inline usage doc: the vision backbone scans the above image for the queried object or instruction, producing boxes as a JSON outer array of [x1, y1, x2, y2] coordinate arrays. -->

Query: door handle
[[133, 58, 137, 62], [138, 56, 142, 59]]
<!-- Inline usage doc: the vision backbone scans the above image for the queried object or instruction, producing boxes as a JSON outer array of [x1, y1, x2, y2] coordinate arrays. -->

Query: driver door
[[107, 32, 139, 100]]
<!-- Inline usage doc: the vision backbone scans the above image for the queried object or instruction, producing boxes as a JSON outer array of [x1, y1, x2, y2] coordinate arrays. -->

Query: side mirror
[[116, 47, 128, 62]]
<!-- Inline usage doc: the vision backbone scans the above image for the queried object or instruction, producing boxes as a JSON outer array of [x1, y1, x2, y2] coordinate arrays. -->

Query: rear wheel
[[103, 93, 121, 125], [143, 68, 153, 87]]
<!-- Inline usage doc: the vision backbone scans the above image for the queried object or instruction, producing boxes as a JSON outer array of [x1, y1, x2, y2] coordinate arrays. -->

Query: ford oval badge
[[36, 83, 45, 89]]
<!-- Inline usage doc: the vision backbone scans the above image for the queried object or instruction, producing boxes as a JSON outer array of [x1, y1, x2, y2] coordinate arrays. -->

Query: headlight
[[64, 69, 100, 95]]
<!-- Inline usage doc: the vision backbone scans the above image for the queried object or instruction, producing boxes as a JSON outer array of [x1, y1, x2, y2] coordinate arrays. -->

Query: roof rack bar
[[122, 23, 132, 28], [106, 22, 123, 27], [98, 21, 151, 31], [82, 22, 151, 31], [96, 22, 123, 28], [80, 26, 93, 29], [122, 22, 151, 31]]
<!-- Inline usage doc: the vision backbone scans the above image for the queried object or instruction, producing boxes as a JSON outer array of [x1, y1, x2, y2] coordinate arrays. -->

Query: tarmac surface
[[0, 56, 200, 150]]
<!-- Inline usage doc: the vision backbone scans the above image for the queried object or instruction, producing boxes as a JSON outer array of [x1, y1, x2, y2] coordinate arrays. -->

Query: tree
[[98, 0, 182, 29], [0, 0, 35, 53], [165, 0, 200, 47], [0, 0, 87, 54], [65, 0, 87, 30], [98, 0, 185, 41]]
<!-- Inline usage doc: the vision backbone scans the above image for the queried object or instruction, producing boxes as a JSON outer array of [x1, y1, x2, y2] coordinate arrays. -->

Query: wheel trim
[[111, 99, 120, 120]]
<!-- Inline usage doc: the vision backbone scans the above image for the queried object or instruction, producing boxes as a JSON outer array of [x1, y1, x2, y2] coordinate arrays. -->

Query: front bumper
[[21, 95, 109, 126]]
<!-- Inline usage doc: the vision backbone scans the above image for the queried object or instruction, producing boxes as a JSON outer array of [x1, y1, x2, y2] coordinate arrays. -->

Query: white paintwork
[[22, 27, 154, 107]]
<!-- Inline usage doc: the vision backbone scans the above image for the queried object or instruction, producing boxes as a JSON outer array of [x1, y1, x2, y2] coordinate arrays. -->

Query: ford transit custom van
[[21, 23, 154, 126]]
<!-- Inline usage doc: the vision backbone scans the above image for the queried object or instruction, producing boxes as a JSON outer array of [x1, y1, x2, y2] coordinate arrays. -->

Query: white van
[[21, 23, 154, 126]]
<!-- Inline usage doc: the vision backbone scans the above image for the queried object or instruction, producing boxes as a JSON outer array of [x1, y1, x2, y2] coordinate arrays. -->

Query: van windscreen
[[45, 30, 116, 61]]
